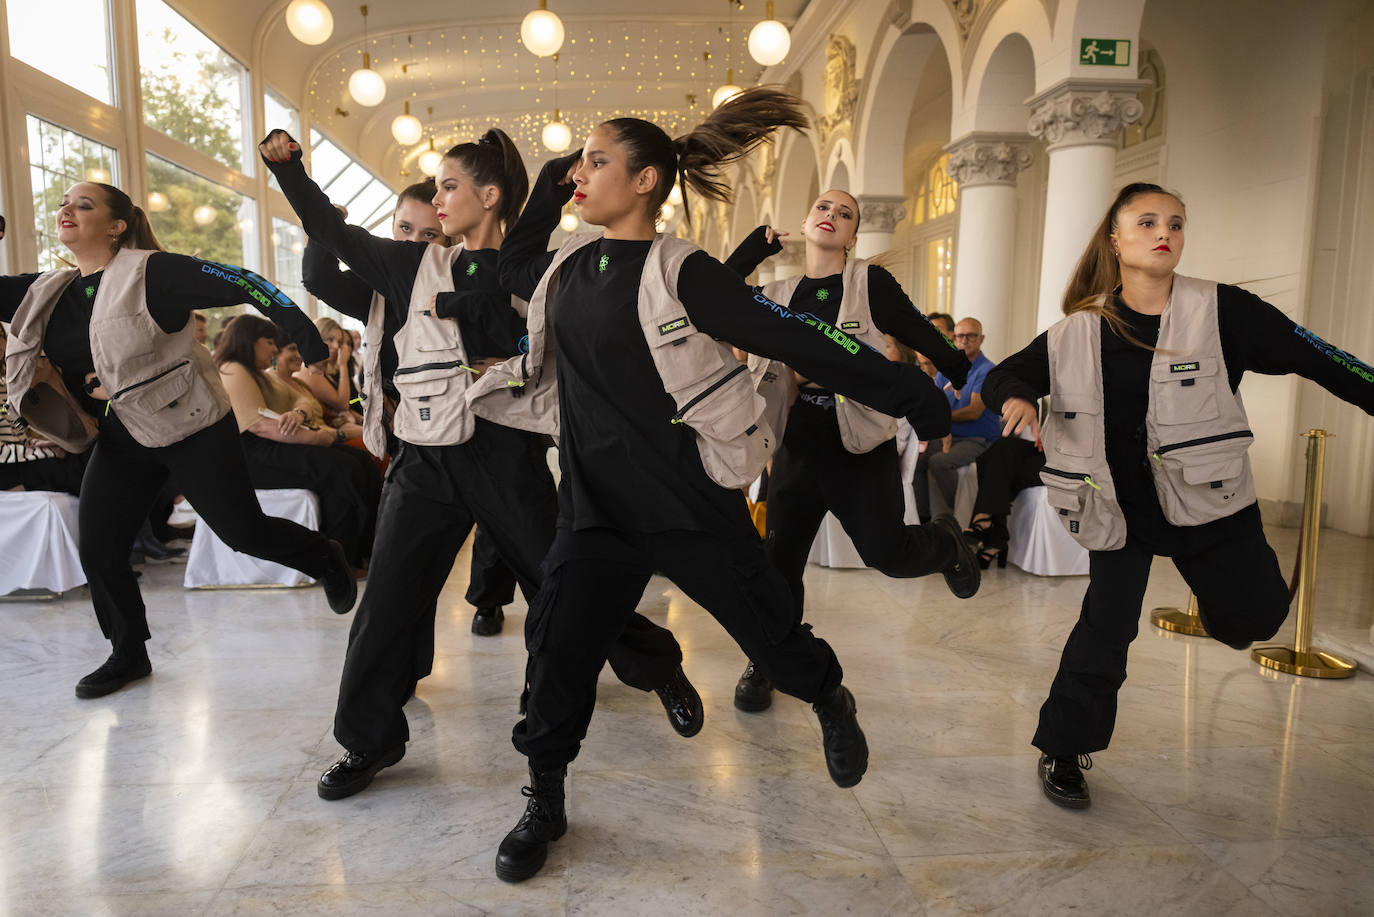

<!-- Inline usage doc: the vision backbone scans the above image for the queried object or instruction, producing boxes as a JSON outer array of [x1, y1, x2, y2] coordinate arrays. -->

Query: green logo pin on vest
[[598, 254, 610, 273], [465, 262, 477, 276], [815, 288, 830, 302], [84, 285, 96, 299]]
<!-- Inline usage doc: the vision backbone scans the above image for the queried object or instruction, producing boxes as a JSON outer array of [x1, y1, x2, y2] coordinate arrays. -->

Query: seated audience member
[[270, 339, 380, 471], [214, 315, 381, 567], [915, 317, 1000, 521], [964, 425, 1046, 568], [0, 323, 86, 495], [191, 310, 209, 347], [296, 316, 362, 427], [917, 312, 955, 379]]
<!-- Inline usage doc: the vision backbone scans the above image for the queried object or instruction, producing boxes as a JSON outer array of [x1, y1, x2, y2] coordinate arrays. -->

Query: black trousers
[[1033, 504, 1290, 756], [766, 398, 952, 622], [334, 419, 682, 755], [513, 524, 844, 771], [972, 438, 1046, 519], [79, 413, 336, 659], [467, 527, 517, 608], [240, 434, 381, 566]]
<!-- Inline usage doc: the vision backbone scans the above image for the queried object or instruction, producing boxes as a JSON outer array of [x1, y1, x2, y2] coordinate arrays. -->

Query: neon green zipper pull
[[1151, 452, 1161, 464], [459, 364, 480, 375], [1083, 475, 1102, 491], [105, 400, 111, 416], [506, 380, 526, 387]]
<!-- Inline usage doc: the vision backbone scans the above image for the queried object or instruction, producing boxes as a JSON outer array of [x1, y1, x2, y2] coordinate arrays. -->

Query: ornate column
[[854, 195, 906, 260], [944, 132, 1034, 357], [1027, 78, 1148, 331], [773, 240, 805, 280]]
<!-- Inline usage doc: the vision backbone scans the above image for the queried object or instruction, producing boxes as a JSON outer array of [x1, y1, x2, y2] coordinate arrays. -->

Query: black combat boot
[[813, 685, 869, 788], [495, 765, 567, 882]]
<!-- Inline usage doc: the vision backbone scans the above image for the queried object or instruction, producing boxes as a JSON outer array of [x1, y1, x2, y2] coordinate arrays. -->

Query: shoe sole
[[933, 516, 981, 599], [733, 692, 773, 713], [317, 744, 406, 800], [471, 619, 504, 636], [1039, 778, 1091, 809], [75, 666, 152, 699]]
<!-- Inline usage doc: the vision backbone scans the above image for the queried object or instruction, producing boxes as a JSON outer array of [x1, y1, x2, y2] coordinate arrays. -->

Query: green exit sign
[[1080, 38, 1131, 67]]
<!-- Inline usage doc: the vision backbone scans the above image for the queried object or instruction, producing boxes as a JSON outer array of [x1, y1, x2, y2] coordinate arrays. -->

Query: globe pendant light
[[748, 1, 790, 66], [559, 211, 579, 232], [667, 184, 682, 206], [193, 204, 218, 226], [713, 68, 743, 109], [418, 138, 442, 177], [347, 6, 386, 107], [520, 0, 564, 58], [285, 0, 334, 45], [391, 100, 423, 146], [542, 110, 572, 153]]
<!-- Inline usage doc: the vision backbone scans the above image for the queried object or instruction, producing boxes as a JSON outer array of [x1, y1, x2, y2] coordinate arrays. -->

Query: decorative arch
[[964, 31, 1039, 133], [770, 129, 821, 235], [824, 138, 855, 191], [730, 182, 760, 253]]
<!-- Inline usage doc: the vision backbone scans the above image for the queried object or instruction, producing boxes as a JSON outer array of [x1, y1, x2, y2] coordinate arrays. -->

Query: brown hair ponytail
[[95, 182, 165, 252], [605, 86, 808, 225], [443, 128, 530, 230], [1062, 181, 1182, 349]]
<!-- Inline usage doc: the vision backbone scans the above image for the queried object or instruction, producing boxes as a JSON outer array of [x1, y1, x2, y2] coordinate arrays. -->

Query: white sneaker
[[167, 501, 199, 528]]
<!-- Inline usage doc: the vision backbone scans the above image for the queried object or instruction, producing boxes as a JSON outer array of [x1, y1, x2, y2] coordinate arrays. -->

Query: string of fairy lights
[[286, 1, 795, 191]]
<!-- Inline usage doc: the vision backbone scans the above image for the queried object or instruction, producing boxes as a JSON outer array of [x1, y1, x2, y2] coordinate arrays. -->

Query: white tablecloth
[[184, 489, 321, 587], [1006, 486, 1091, 576], [0, 491, 85, 594]]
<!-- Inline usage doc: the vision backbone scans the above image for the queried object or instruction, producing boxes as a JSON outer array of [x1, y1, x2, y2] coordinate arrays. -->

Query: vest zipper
[[670, 363, 747, 424], [1152, 429, 1252, 461], [110, 360, 189, 401], [1040, 466, 1103, 491], [394, 359, 477, 377]]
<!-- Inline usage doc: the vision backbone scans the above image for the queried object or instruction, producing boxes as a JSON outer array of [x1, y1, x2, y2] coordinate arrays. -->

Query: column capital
[[856, 195, 906, 233], [1027, 78, 1150, 150], [943, 132, 1035, 187]]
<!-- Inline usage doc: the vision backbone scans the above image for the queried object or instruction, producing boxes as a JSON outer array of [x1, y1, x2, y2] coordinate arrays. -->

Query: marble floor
[[2, 525, 1373, 917]]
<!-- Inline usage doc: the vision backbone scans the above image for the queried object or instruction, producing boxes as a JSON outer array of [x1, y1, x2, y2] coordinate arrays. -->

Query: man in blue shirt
[[915, 317, 1000, 522]]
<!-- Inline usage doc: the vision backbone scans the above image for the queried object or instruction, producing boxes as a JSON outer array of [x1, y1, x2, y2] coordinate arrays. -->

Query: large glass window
[[264, 91, 300, 193], [27, 115, 120, 271], [308, 129, 396, 239], [271, 218, 306, 308], [137, 0, 252, 174], [7, 2, 114, 105]]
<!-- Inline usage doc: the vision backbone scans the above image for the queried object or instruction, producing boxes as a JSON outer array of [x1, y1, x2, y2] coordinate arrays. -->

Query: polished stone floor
[[2, 524, 1372, 916]]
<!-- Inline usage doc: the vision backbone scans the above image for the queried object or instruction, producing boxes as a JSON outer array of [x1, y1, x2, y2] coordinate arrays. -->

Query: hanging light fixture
[[520, 0, 564, 58], [660, 202, 676, 222], [559, 211, 579, 232], [667, 184, 683, 206], [193, 204, 218, 226], [391, 100, 423, 146], [713, 3, 743, 109], [285, 0, 334, 45], [147, 191, 169, 212], [347, 6, 386, 107], [748, 1, 790, 66], [542, 54, 572, 152], [418, 138, 442, 177]]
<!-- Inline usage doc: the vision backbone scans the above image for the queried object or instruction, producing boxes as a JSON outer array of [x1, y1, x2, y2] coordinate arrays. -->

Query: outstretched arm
[[982, 333, 1048, 439], [722, 225, 784, 279], [302, 237, 373, 323], [498, 151, 579, 301], [0, 274, 41, 323], [868, 266, 969, 388]]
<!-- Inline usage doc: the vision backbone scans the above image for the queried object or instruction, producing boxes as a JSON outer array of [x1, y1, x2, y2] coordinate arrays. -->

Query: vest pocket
[[1048, 392, 1100, 458], [1040, 467, 1126, 551], [1150, 356, 1220, 424], [642, 316, 726, 394], [676, 367, 773, 490], [1150, 431, 1254, 526], [115, 360, 192, 412], [407, 301, 462, 353]]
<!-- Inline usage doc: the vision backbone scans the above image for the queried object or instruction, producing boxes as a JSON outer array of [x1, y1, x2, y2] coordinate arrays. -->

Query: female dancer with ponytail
[[261, 127, 697, 802], [722, 195, 981, 712], [302, 180, 521, 647], [982, 183, 1374, 809], [0, 182, 356, 699], [482, 89, 955, 882]]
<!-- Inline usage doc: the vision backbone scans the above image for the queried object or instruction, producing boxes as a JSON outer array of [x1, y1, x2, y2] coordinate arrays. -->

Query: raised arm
[[143, 253, 328, 365], [302, 237, 373, 323], [982, 332, 1049, 439], [722, 225, 783, 279], [868, 266, 970, 388], [498, 152, 578, 301], [680, 251, 951, 436], [0, 274, 41, 323], [259, 130, 425, 306]]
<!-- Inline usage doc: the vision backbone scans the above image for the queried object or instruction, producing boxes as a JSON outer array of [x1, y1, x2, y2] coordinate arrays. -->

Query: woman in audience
[[296, 316, 361, 426], [0, 181, 356, 701], [214, 314, 380, 569]]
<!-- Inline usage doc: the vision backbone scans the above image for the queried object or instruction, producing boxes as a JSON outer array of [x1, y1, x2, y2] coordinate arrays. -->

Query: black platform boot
[[813, 685, 869, 788], [654, 665, 704, 737], [495, 765, 567, 883], [471, 606, 505, 636], [733, 660, 773, 712], [320, 539, 357, 614], [1038, 753, 1092, 809]]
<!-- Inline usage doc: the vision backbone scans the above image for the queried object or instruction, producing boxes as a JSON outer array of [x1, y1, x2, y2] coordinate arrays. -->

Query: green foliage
[[140, 27, 242, 169]]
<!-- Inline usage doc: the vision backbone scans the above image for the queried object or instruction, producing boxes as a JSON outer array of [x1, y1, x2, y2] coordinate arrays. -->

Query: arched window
[[908, 152, 959, 314]]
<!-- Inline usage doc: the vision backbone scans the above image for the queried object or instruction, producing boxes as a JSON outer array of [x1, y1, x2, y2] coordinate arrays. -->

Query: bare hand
[[763, 226, 789, 246], [336, 340, 353, 367], [557, 150, 583, 185], [259, 130, 298, 163], [1000, 397, 1041, 440], [941, 435, 952, 453], [277, 410, 302, 436]]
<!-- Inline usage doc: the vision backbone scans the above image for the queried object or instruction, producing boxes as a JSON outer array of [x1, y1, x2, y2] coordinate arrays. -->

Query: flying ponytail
[[95, 182, 165, 252], [443, 128, 530, 230], [603, 86, 808, 225]]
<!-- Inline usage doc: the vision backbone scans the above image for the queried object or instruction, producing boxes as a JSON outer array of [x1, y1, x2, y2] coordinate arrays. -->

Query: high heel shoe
[[963, 517, 1009, 570]]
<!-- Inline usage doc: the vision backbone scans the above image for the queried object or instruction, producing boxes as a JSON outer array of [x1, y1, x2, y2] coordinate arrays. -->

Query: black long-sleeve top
[[500, 153, 941, 536], [982, 286, 1374, 549], [725, 225, 971, 390], [263, 135, 526, 361], [1, 255, 325, 417], [301, 238, 401, 400]]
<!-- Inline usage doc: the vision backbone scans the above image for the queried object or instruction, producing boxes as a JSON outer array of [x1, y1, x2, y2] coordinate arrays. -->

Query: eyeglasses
[[952, 332, 982, 341]]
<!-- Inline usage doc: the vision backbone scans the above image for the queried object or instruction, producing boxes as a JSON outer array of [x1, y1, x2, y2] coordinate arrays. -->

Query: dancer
[[723, 200, 981, 712], [0, 181, 357, 699], [479, 89, 956, 882], [301, 182, 518, 638], [982, 183, 1374, 809], [261, 126, 699, 802]]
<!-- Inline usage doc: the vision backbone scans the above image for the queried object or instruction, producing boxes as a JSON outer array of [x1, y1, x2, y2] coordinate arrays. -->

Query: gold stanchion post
[[1252, 429, 1357, 678], [1152, 592, 1209, 636]]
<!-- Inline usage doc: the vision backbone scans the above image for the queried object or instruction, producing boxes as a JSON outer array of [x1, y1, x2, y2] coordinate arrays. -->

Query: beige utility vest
[[4, 247, 229, 450], [754, 256, 898, 454], [1040, 275, 1255, 551], [467, 231, 776, 489], [360, 289, 390, 457]]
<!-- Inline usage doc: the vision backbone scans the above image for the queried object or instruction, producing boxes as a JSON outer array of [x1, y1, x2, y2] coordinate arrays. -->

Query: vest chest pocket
[[641, 316, 726, 395], [92, 314, 160, 375], [405, 301, 462, 353], [1039, 467, 1126, 551], [1048, 392, 1101, 458], [1150, 431, 1254, 526], [675, 364, 772, 489], [1150, 356, 1220, 425]]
